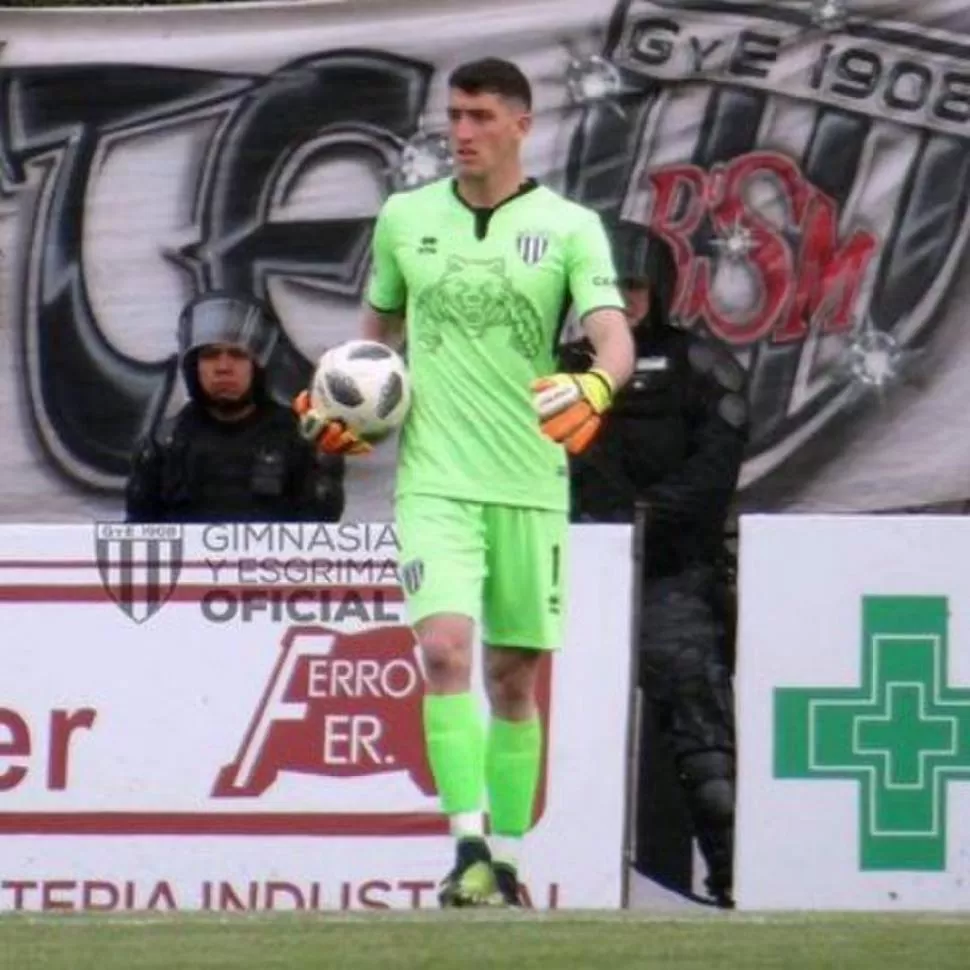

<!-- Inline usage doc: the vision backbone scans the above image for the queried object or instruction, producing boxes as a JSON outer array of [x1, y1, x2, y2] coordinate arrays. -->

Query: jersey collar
[[450, 178, 539, 240], [450, 177, 539, 211]]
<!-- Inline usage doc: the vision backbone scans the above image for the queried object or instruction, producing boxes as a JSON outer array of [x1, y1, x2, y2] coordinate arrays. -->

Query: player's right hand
[[292, 390, 372, 457]]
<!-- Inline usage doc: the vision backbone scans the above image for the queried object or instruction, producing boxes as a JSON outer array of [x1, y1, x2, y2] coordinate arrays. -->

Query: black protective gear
[[125, 401, 344, 524], [639, 564, 735, 903], [678, 750, 735, 907], [563, 224, 747, 907], [561, 324, 748, 578], [177, 291, 278, 367], [638, 566, 735, 758], [634, 537, 737, 908]]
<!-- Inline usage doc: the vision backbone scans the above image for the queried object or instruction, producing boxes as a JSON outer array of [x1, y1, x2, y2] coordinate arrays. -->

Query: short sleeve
[[366, 198, 406, 314], [566, 210, 625, 321]]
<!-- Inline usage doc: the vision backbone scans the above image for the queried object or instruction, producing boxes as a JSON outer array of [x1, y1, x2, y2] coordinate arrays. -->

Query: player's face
[[447, 89, 531, 179], [621, 283, 650, 327], [197, 344, 254, 402]]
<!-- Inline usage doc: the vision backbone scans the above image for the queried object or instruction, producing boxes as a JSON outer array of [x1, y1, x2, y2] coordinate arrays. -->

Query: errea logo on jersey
[[517, 232, 549, 266]]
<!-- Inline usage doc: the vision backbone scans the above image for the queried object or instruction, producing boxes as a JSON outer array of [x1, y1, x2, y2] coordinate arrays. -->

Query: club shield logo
[[95, 523, 183, 624]]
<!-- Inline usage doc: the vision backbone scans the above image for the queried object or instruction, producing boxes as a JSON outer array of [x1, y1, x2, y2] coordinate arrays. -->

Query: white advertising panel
[[0, 523, 633, 912], [736, 515, 970, 911]]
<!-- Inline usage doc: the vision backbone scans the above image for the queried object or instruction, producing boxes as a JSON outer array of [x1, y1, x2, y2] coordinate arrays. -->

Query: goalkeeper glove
[[531, 368, 615, 455], [292, 390, 372, 457]]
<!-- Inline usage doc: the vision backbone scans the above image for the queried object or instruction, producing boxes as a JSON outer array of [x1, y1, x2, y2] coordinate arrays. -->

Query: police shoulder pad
[[717, 393, 749, 430], [151, 414, 181, 450], [688, 337, 746, 394]]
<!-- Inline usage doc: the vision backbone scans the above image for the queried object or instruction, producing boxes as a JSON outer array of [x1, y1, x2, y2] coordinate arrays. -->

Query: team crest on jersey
[[516, 232, 549, 266]]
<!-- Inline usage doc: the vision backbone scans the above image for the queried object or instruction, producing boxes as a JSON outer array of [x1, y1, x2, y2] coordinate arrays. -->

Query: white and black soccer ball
[[310, 340, 411, 439]]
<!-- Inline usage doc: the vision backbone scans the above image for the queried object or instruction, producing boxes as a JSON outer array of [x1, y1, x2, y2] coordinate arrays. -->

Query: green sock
[[422, 693, 485, 818], [486, 717, 542, 843]]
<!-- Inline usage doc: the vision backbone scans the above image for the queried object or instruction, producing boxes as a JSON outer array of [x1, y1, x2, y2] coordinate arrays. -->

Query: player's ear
[[516, 109, 533, 138]]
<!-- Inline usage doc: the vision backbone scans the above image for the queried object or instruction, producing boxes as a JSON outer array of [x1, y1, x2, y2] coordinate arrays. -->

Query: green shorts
[[395, 493, 568, 650]]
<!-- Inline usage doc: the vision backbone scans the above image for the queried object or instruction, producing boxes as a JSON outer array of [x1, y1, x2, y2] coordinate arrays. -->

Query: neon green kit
[[368, 177, 623, 647]]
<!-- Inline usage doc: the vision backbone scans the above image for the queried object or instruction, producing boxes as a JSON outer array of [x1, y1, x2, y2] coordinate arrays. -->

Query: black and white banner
[[1, 0, 970, 521]]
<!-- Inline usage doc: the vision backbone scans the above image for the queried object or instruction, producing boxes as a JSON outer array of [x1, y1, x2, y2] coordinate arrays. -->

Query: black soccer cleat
[[437, 837, 497, 908], [490, 862, 525, 907]]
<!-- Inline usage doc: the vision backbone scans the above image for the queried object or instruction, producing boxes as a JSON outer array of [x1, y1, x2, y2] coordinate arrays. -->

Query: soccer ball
[[310, 340, 411, 439]]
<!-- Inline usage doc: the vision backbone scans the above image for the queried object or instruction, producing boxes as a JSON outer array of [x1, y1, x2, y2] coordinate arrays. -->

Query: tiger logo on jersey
[[414, 256, 543, 358]]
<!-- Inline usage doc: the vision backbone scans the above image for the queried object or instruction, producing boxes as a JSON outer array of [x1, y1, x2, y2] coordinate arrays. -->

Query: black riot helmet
[[176, 292, 278, 404], [609, 221, 679, 330]]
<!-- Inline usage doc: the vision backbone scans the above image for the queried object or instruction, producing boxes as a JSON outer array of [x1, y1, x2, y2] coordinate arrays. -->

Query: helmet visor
[[178, 296, 277, 368]]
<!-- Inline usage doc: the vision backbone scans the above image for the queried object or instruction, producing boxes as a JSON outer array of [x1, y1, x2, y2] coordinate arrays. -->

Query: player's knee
[[485, 649, 541, 719], [416, 614, 474, 690], [487, 671, 532, 715]]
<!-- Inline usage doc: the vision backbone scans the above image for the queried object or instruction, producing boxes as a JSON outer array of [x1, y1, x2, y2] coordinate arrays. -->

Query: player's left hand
[[531, 368, 615, 455]]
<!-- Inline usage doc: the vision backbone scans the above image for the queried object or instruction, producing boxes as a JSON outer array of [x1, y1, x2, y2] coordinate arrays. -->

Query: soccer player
[[296, 57, 635, 907]]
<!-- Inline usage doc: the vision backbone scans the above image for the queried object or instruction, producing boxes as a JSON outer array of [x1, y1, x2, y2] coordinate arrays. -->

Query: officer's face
[[621, 282, 650, 327], [197, 344, 254, 403]]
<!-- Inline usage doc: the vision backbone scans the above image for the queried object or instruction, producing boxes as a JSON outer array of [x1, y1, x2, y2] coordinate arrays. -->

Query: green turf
[[1, 912, 969, 970]]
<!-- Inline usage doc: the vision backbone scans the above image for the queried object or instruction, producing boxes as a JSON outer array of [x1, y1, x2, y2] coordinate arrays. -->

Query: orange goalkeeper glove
[[292, 390, 373, 457], [531, 368, 615, 455]]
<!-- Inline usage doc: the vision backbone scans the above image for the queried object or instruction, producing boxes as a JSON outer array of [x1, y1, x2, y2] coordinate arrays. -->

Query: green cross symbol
[[774, 596, 970, 871]]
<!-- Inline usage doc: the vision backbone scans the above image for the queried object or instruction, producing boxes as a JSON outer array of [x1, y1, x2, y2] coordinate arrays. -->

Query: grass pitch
[[1, 911, 969, 970]]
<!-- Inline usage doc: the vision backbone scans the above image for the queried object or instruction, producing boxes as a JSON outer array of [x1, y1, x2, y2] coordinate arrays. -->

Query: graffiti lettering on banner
[[569, 0, 970, 492]]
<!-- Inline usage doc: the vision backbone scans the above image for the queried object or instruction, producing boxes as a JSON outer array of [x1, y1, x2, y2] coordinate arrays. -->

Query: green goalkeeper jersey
[[367, 177, 624, 512]]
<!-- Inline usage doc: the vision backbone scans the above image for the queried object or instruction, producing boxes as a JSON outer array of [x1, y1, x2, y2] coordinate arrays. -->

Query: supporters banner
[[1, 0, 970, 521], [0, 523, 632, 912]]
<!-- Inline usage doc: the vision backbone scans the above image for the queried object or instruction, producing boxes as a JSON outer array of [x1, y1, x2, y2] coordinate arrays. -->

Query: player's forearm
[[583, 308, 635, 390], [362, 306, 405, 350]]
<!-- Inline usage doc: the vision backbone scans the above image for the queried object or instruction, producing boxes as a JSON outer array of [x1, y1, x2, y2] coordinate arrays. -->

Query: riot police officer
[[560, 224, 748, 908], [126, 292, 344, 524]]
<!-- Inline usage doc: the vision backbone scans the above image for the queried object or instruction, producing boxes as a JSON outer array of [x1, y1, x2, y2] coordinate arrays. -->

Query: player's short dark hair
[[448, 58, 532, 110]]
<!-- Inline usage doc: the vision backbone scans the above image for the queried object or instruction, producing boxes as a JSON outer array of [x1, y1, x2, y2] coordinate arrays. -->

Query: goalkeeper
[[296, 57, 634, 907]]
